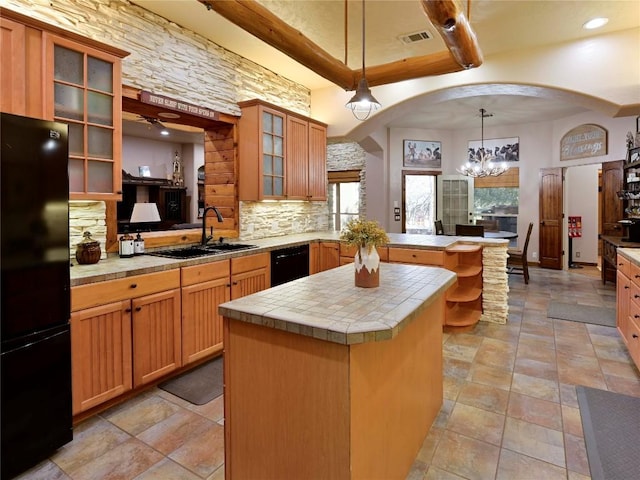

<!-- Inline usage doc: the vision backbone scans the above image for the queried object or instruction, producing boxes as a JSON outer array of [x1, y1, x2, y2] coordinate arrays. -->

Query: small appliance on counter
[[619, 218, 640, 243], [1, 113, 73, 479]]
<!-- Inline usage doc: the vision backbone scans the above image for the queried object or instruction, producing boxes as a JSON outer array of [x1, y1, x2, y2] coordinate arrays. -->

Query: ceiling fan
[[139, 115, 170, 136]]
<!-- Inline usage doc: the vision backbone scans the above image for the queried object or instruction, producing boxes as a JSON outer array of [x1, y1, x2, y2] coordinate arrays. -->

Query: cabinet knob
[[226, 283, 231, 287], [130, 283, 138, 289], [232, 281, 238, 285], [135, 306, 142, 312], [625, 285, 630, 289], [412, 254, 416, 258], [633, 334, 639, 339], [124, 308, 132, 313]]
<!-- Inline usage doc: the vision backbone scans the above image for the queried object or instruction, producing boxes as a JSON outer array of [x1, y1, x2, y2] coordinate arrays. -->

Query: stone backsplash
[[239, 202, 329, 240], [69, 201, 106, 260]]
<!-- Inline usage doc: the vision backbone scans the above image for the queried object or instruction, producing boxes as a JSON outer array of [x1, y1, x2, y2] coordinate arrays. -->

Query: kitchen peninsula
[[219, 262, 456, 480]]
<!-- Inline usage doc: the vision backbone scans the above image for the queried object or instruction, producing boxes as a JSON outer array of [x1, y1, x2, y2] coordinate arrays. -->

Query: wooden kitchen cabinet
[[617, 254, 640, 369], [238, 99, 327, 201], [70, 269, 181, 414], [70, 300, 132, 415], [131, 288, 181, 387], [181, 260, 231, 365], [181, 253, 269, 365], [387, 247, 444, 266], [231, 252, 270, 298], [0, 8, 128, 201]]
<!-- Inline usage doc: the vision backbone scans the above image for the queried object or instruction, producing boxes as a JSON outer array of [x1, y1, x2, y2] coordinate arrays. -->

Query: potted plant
[[340, 218, 390, 287]]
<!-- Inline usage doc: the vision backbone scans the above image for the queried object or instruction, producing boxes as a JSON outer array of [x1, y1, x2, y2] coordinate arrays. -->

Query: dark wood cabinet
[[117, 177, 187, 233]]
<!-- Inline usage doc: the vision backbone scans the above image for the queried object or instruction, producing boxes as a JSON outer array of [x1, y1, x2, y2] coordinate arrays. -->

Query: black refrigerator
[[1, 112, 73, 479]]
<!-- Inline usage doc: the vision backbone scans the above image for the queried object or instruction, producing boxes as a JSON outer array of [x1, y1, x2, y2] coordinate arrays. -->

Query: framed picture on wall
[[468, 137, 519, 162], [403, 140, 442, 168], [629, 147, 640, 164]]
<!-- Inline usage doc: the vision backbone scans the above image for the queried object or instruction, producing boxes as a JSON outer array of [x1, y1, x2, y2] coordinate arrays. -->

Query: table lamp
[[130, 202, 161, 254]]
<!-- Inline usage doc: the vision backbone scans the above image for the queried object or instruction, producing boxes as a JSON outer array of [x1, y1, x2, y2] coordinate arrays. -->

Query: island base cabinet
[[223, 296, 444, 480], [70, 301, 132, 415]]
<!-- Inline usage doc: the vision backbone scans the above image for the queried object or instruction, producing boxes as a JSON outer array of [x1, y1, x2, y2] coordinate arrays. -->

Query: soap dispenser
[[134, 232, 145, 255]]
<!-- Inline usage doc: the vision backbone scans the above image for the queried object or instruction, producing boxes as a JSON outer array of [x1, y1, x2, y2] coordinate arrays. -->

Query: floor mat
[[546, 301, 615, 327], [576, 386, 640, 480], [158, 357, 223, 405]]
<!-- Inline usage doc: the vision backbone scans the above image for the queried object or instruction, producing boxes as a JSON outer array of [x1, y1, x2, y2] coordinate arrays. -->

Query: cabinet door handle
[[633, 334, 639, 339], [130, 283, 138, 289], [226, 283, 231, 287], [135, 306, 142, 312], [124, 308, 132, 313], [232, 281, 238, 285], [625, 285, 630, 289]]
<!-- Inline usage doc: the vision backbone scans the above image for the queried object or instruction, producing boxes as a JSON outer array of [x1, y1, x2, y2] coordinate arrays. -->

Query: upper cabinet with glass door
[[238, 99, 327, 201], [44, 33, 125, 200]]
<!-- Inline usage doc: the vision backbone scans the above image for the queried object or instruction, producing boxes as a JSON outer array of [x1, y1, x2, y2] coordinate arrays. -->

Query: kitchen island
[[219, 262, 456, 480]]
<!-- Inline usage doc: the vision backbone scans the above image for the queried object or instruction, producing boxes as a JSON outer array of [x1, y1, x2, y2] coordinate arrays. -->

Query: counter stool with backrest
[[507, 222, 534, 284]]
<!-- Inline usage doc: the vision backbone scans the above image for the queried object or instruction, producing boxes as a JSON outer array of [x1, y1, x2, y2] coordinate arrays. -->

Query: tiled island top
[[219, 262, 456, 345]]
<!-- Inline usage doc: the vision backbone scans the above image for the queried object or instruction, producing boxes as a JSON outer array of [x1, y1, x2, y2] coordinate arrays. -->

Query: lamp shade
[[130, 203, 161, 223]]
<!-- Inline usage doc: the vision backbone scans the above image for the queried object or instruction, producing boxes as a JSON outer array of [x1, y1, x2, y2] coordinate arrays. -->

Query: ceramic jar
[[75, 231, 101, 265], [354, 245, 380, 288]]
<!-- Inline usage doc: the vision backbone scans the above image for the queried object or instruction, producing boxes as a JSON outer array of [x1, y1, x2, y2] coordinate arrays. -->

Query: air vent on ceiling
[[399, 30, 432, 44]]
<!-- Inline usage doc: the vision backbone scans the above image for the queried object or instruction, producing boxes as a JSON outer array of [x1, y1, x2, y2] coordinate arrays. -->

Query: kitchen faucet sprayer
[[201, 206, 223, 245]]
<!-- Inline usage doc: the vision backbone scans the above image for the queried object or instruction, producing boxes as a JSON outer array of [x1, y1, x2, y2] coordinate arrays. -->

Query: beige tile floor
[[17, 266, 640, 480]]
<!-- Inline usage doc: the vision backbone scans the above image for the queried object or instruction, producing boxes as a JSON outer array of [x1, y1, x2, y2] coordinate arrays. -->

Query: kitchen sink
[[148, 243, 258, 259], [205, 243, 257, 252], [148, 246, 218, 259]]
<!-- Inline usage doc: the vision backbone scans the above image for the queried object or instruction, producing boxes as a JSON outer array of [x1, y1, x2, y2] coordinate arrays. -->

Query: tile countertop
[[70, 231, 507, 286], [219, 262, 457, 345], [617, 247, 640, 264]]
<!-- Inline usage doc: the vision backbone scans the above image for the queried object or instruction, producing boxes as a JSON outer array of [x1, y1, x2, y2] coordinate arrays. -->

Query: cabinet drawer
[[630, 261, 640, 288], [182, 259, 230, 286], [231, 252, 270, 275], [71, 269, 180, 311], [340, 244, 388, 262], [617, 254, 631, 277], [388, 247, 444, 266]]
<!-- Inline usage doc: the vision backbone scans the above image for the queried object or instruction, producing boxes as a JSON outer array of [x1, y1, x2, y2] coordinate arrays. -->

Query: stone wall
[[480, 245, 510, 324], [327, 139, 367, 221], [239, 202, 329, 240], [69, 201, 107, 260]]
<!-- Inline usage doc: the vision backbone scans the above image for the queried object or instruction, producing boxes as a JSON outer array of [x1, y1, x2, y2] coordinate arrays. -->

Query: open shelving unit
[[443, 244, 483, 328]]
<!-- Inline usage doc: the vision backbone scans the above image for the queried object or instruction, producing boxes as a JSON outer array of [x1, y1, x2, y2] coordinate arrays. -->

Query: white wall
[[565, 164, 601, 265]]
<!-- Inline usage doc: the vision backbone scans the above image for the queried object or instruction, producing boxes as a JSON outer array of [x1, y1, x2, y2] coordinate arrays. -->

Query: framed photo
[[403, 140, 441, 168], [629, 147, 640, 164], [138, 165, 151, 177], [468, 137, 519, 162]]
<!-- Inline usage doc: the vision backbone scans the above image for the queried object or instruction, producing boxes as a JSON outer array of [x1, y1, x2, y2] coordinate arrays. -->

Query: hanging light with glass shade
[[457, 108, 509, 178], [345, 0, 381, 121]]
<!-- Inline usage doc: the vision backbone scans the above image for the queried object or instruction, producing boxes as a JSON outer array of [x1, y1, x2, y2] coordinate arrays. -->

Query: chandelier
[[345, 0, 381, 121], [457, 108, 509, 178]]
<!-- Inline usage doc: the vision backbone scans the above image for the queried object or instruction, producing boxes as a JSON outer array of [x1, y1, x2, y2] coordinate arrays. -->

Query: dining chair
[[455, 224, 485, 237], [434, 220, 444, 235], [507, 222, 534, 284]]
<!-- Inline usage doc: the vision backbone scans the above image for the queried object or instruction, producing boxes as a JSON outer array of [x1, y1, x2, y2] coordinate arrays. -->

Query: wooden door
[[308, 122, 327, 200], [601, 160, 624, 237], [132, 289, 181, 387], [70, 300, 132, 414], [181, 278, 230, 365], [539, 168, 563, 269], [286, 115, 309, 199]]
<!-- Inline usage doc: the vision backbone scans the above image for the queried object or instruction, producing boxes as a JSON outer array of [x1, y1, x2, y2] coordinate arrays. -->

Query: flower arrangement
[[340, 218, 390, 254]]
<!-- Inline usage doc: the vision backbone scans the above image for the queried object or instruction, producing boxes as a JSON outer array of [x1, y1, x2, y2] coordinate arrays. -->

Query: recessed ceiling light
[[583, 17, 608, 30], [160, 130, 170, 136]]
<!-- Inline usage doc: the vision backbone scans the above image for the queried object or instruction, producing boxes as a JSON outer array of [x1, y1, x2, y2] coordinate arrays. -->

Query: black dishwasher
[[271, 245, 310, 286]]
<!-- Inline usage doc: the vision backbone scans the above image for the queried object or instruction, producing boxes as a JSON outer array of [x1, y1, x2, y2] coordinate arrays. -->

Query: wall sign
[[560, 124, 607, 161], [140, 91, 219, 120]]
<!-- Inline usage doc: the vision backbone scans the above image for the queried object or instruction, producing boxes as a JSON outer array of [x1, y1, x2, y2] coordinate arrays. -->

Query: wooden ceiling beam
[[198, 0, 482, 91]]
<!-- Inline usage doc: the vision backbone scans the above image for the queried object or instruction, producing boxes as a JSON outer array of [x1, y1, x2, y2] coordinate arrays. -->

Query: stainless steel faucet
[[201, 206, 224, 245]]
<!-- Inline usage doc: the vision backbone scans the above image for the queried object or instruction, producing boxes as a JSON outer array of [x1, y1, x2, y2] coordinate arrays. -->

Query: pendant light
[[345, 0, 381, 121], [457, 108, 509, 178]]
